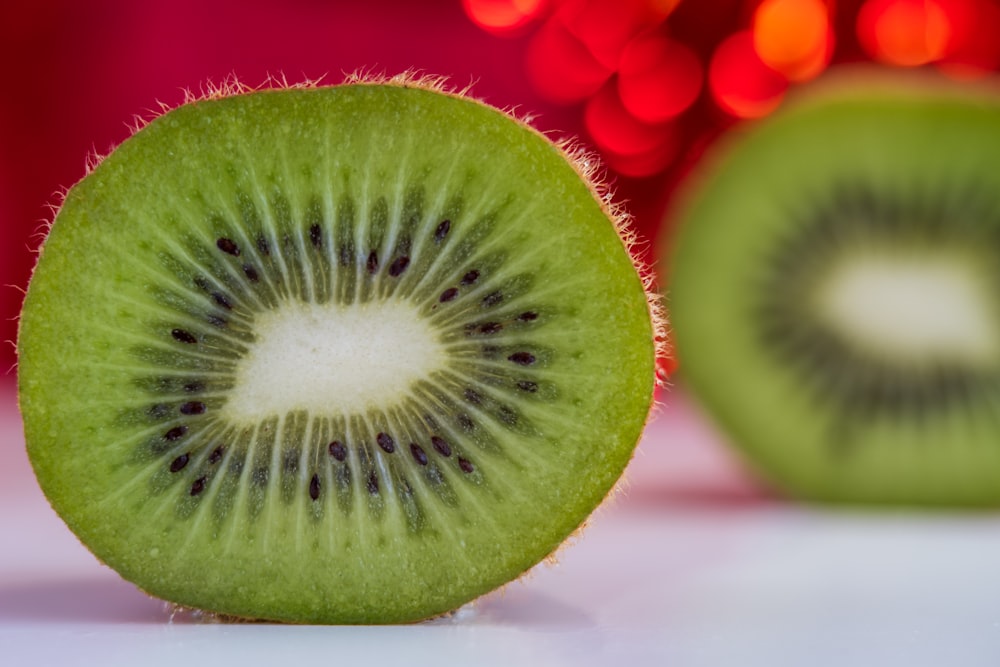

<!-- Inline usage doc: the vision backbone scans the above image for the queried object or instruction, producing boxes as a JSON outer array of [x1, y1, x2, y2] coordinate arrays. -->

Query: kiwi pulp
[[668, 71, 1000, 507], [17, 77, 658, 623]]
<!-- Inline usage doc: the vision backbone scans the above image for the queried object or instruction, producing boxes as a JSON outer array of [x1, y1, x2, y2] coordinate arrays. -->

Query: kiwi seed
[[17, 74, 661, 623]]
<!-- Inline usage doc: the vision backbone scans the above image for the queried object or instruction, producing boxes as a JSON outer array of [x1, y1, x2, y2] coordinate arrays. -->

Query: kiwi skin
[[17, 73, 665, 623], [666, 69, 1000, 507]]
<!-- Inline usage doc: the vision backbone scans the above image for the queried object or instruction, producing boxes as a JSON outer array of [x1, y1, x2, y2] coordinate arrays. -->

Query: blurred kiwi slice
[[667, 70, 1000, 507], [17, 76, 659, 623]]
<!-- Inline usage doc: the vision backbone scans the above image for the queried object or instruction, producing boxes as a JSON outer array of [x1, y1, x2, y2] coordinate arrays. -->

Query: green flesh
[[668, 75, 1000, 507], [18, 83, 655, 623]]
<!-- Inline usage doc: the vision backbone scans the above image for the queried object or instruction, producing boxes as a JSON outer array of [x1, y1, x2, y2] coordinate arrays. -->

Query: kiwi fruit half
[[667, 70, 1000, 507], [17, 75, 659, 623]]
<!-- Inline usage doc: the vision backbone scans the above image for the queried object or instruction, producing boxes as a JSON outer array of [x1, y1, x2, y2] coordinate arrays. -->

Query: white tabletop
[[3, 378, 1000, 666]]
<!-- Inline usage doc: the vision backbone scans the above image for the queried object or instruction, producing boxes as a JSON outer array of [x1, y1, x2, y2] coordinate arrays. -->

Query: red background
[[0, 1, 558, 376], [0, 0, 945, 377]]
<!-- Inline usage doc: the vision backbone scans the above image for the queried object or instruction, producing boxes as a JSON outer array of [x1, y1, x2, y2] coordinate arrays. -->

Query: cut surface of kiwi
[[667, 71, 1000, 507], [17, 76, 657, 623]]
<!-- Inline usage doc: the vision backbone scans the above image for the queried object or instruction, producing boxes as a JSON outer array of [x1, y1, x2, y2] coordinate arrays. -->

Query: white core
[[224, 301, 446, 422], [817, 255, 999, 364]]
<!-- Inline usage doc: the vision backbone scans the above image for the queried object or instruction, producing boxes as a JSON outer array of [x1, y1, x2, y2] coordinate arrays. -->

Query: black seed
[[179, 401, 206, 415], [458, 458, 475, 474], [216, 237, 240, 256], [329, 441, 347, 462], [431, 436, 452, 457], [518, 311, 538, 321], [509, 352, 536, 366], [435, 219, 451, 241], [209, 446, 224, 464], [377, 432, 396, 453], [190, 476, 206, 496], [243, 264, 259, 282], [171, 329, 198, 344], [367, 250, 379, 274], [440, 287, 459, 302], [257, 236, 271, 255], [164, 425, 188, 441], [457, 413, 474, 431], [410, 443, 428, 466], [310, 224, 322, 248], [461, 269, 480, 285], [517, 380, 538, 393], [498, 406, 518, 425], [170, 453, 190, 473], [389, 256, 410, 277], [367, 471, 379, 495], [212, 292, 233, 310], [482, 291, 503, 307], [479, 322, 502, 334], [464, 388, 482, 404], [309, 474, 321, 501]]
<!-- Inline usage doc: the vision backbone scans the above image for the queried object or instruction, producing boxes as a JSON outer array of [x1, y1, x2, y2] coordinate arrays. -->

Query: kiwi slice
[[17, 76, 659, 623], [667, 71, 1000, 507]]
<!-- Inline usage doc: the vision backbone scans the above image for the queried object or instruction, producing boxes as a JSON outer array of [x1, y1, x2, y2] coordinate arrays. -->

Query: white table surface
[[3, 377, 1000, 666]]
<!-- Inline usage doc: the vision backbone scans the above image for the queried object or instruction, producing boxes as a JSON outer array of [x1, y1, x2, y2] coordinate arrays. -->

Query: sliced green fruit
[[667, 71, 1000, 507], [18, 77, 658, 623]]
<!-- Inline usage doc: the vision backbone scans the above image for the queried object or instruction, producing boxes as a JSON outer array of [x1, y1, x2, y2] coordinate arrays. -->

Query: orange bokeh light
[[709, 31, 789, 119], [462, 0, 546, 35], [857, 0, 950, 66], [617, 32, 703, 123], [752, 0, 833, 81]]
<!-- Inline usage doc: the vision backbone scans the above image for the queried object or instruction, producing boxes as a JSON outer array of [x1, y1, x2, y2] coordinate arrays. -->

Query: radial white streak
[[225, 300, 445, 421]]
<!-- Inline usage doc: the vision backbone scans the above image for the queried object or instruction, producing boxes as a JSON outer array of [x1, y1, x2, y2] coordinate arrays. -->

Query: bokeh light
[[752, 0, 833, 81], [617, 31, 703, 123], [585, 81, 678, 177], [710, 30, 789, 119], [936, 0, 1000, 78], [601, 136, 680, 178], [557, 0, 680, 70], [526, 15, 614, 102], [857, 0, 950, 66], [461, 0, 547, 35]]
